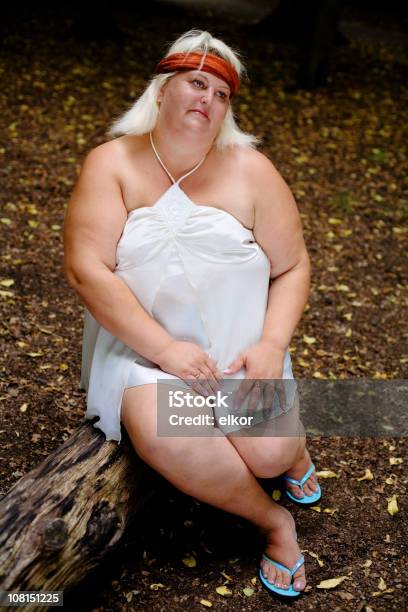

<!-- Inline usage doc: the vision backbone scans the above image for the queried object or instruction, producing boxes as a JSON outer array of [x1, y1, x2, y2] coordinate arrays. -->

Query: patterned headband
[[155, 51, 240, 98]]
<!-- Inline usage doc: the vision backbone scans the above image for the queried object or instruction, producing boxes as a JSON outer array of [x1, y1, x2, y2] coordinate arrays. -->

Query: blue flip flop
[[259, 552, 305, 597], [282, 462, 322, 505]]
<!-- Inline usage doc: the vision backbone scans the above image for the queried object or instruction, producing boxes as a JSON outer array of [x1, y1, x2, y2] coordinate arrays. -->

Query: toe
[[267, 564, 277, 585], [293, 566, 306, 592], [303, 482, 315, 496], [287, 483, 304, 498], [281, 572, 291, 590]]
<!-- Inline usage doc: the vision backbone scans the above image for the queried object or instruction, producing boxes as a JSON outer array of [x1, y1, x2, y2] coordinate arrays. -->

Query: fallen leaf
[[216, 585, 232, 596], [357, 468, 374, 481], [303, 335, 316, 344], [389, 457, 403, 465], [372, 588, 395, 596], [182, 555, 196, 568], [316, 576, 348, 589], [149, 583, 165, 590], [304, 550, 325, 567], [0, 279, 14, 287], [316, 470, 338, 478], [243, 587, 254, 597], [200, 600, 212, 607], [272, 489, 281, 501], [387, 494, 398, 516], [378, 577, 387, 590]]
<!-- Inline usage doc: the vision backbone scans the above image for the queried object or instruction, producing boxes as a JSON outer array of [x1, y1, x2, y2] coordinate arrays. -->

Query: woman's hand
[[154, 340, 223, 396], [223, 340, 288, 416]]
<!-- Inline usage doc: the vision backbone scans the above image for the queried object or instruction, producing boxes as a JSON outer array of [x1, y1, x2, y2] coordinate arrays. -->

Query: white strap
[[149, 131, 207, 185]]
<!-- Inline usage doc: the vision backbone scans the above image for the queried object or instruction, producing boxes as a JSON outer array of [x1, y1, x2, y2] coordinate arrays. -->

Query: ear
[[157, 81, 168, 104]]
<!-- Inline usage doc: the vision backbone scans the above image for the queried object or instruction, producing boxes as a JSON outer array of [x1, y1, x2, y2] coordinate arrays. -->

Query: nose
[[201, 88, 215, 105]]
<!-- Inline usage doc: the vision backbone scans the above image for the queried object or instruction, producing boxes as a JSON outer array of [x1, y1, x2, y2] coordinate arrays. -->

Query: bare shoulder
[[242, 148, 288, 186], [83, 135, 141, 171], [241, 148, 297, 210]]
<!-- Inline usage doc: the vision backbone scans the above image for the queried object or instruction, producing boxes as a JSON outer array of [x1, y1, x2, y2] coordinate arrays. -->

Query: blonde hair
[[107, 29, 260, 150]]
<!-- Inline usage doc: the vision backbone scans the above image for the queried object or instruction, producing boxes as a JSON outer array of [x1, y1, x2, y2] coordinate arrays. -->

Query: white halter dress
[[80, 134, 294, 443]]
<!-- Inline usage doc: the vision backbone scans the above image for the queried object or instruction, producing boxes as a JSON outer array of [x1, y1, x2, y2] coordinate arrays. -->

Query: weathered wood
[[0, 419, 160, 608]]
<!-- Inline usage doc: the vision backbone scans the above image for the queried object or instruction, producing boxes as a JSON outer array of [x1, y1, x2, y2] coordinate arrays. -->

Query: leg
[[227, 432, 320, 499], [225, 390, 320, 499], [121, 384, 307, 592]]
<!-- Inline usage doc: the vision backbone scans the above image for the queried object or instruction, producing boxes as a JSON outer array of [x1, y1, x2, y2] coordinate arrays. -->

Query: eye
[[191, 78, 229, 100]]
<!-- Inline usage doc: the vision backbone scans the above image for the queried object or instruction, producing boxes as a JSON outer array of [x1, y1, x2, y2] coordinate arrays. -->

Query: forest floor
[[0, 2, 407, 611]]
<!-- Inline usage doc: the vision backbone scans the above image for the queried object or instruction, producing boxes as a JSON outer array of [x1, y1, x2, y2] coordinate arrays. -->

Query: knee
[[248, 437, 303, 479]]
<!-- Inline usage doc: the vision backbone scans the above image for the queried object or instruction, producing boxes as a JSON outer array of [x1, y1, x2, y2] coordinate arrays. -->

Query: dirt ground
[[0, 2, 407, 610]]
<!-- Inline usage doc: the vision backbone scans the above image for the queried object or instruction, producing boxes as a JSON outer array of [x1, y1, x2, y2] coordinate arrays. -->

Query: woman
[[63, 29, 321, 598]]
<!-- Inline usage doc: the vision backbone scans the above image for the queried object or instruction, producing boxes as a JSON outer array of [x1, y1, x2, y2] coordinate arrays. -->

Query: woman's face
[[157, 69, 231, 138]]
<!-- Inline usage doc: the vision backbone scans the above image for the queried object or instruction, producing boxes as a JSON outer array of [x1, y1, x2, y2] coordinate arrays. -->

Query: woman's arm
[[223, 151, 310, 386], [63, 143, 173, 363], [250, 150, 311, 350]]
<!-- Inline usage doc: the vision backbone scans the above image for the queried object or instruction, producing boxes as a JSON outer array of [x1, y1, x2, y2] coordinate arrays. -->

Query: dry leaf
[[304, 550, 325, 567], [216, 585, 232, 596], [378, 577, 387, 590], [200, 600, 212, 607], [387, 494, 398, 516], [149, 583, 165, 590], [389, 457, 403, 465], [357, 468, 374, 481], [303, 335, 316, 344], [182, 555, 196, 568], [317, 576, 348, 589], [272, 489, 281, 501], [372, 588, 395, 596], [316, 470, 338, 478], [0, 279, 14, 287], [243, 587, 254, 596]]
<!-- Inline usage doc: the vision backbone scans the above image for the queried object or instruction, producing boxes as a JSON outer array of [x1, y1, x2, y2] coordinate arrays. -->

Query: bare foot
[[284, 446, 320, 500], [259, 508, 306, 592]]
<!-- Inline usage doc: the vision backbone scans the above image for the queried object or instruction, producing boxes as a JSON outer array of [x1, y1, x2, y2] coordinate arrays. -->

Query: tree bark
[[0, 419, 160, 609]]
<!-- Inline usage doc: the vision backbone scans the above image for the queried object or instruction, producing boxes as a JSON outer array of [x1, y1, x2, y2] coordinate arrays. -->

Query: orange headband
[[155, 52, 240, 98]]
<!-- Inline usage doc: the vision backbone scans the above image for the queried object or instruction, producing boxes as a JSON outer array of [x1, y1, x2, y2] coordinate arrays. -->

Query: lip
[[191, 109, 209, 119]]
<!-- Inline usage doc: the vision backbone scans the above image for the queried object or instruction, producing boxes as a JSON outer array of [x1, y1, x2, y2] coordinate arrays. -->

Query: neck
[[149, 124, 214, 180]]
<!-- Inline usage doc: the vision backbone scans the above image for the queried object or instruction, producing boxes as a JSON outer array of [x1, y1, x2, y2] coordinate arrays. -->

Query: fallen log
[[0, 418, 161, 609]]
